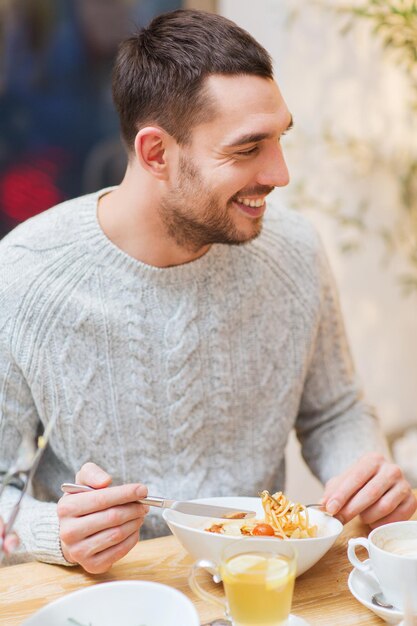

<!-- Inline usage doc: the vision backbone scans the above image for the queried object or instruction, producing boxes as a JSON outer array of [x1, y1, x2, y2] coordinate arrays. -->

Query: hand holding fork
[[0, 420, 55, 563]]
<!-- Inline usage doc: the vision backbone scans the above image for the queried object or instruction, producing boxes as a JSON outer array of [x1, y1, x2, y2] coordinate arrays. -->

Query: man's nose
[[256, 142, 290, 188]]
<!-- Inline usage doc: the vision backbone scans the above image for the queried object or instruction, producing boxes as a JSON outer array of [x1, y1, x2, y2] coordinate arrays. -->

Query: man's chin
[[236, 216, 263, 243], [178, 212, 264, 249]]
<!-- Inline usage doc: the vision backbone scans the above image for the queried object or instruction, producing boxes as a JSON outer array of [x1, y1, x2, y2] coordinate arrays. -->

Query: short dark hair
[[112, 9, 273, 151]]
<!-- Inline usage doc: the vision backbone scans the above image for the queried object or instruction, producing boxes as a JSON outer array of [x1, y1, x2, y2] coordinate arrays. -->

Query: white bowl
[[163, 496, 343, 577], [22, 580, 200, 626]]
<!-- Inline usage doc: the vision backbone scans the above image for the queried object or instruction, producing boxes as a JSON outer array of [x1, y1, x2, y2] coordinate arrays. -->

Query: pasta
[[205, 490, 317, 539], [258, 490, 317, 539]]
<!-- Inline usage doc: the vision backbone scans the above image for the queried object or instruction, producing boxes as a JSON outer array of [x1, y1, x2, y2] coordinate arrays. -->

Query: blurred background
[[1, 0, 415, 498], [219, 0, 417, 500], [0, 0, 191, 236]]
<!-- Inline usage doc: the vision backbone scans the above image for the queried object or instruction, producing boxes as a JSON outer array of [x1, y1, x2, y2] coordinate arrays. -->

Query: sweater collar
[[82, 187, 226, 284]]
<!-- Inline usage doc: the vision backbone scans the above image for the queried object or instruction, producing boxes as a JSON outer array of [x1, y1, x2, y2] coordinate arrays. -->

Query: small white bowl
[[22, 580, 200, 626], [163, 496, 343, 577]]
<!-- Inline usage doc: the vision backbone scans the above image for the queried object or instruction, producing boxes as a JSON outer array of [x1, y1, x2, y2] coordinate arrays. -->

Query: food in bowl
[[205, 491, 317, 539], [163, 495, 343, 577]]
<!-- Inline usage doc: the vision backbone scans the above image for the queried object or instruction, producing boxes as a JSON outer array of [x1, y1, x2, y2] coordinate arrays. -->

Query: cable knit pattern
[[165, 293, 207, 479], [124, 288, 160, 483], [0, 188, 388, 565]]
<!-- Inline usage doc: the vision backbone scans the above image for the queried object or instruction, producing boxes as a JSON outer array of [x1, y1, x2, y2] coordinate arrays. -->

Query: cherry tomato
[[252, 523, 275, 536]]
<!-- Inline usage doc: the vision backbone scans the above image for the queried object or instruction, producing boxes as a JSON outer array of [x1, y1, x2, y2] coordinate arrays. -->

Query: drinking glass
[[189, 539, 297, 626]]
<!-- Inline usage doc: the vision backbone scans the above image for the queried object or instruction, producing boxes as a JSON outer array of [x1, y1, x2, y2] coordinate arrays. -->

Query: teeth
[[236, 197, 265, 208]]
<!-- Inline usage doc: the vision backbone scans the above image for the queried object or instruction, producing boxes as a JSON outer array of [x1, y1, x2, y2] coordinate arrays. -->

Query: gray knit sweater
[[0, 188, 387, 565]]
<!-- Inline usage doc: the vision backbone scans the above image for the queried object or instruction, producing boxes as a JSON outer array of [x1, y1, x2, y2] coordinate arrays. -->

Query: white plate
[[22, 580, 200, 626], [348, 563, 403, 624]]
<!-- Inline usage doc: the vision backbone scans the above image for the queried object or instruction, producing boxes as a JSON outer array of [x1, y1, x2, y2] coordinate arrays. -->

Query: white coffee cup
[[348, 521, 417, 612]]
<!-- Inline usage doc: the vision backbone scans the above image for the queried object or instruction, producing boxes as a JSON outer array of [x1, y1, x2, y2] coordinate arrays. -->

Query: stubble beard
[[158, 155, 263, 253]]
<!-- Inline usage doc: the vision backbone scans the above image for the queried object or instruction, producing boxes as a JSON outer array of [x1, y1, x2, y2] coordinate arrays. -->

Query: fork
[[305, 503, 336, 517], [0, 419, 56, 562], [305, 503, 325, 509]]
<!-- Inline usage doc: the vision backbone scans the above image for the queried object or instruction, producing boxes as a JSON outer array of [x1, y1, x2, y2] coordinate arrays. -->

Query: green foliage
[[338, 0, 417, 100], [307, 0, 417, 294]]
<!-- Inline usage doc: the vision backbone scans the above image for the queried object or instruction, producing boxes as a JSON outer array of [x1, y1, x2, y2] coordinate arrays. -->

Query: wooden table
[[1, 502, 416, 626]]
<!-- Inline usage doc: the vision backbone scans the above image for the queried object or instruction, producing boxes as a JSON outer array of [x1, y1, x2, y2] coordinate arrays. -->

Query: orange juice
[[220, 552, 295, 626]]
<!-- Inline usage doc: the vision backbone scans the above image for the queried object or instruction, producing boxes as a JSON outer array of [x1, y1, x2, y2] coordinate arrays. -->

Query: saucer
[[288, 616, 311, 625], [348, 562, 403, 624], [207, 615, 310, 626]]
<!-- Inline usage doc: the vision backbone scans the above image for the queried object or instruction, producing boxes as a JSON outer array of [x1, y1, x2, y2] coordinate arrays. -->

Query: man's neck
[[97, 180, 210, 268]]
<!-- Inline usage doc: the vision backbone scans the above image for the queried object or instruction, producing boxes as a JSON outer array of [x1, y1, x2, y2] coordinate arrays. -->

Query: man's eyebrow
[[222, 115, 294, 149]]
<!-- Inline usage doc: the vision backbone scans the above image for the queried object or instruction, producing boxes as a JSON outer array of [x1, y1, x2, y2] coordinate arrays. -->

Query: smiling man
[[0, 9, 415, 572]]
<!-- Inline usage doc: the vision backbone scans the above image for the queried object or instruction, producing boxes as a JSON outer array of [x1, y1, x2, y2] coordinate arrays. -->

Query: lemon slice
[[226, 553, 266, 576], [265, 557, 291, 589]]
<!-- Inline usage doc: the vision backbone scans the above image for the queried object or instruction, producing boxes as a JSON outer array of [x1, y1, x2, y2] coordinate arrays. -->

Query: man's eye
[[236, 146, 259, 157]]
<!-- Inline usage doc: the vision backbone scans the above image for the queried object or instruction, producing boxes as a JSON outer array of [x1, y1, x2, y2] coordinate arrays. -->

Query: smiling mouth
[[236, 196, 266, 208], [233, 196, 267, 218]]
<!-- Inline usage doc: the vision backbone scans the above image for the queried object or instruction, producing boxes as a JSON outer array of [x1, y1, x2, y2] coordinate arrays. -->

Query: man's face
[[159, 74, 292, 251]]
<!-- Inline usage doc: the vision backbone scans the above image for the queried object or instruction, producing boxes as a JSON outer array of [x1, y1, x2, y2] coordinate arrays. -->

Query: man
[[0, 9, 415, 573]]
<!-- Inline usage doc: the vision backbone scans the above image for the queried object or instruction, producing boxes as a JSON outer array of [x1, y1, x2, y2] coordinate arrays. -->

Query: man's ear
[[134, 127, 171, 180]]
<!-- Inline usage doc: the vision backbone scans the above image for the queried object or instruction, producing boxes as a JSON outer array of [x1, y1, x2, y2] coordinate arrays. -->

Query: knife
[[61, 483, 256, 519]]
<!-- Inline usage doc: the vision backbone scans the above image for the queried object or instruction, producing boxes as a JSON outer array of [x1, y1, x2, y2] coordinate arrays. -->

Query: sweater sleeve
[[0, 331, 71, 566], [295, 240, 390, 484]]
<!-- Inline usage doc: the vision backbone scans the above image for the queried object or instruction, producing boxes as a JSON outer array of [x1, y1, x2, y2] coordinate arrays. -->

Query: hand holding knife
[[61, 483, 256, 519]]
